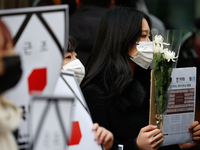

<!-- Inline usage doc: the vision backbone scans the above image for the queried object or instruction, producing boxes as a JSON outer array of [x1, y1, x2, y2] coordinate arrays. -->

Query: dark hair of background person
[[67, 35, 77, 52], [0, 19, 13, 50], [69, 0, 113, 66], [115, 0, 139, 8], [36, 0, 76, 15], [37, 0, 54, 6], [62, 0, 77, 15], [81, 6, 151, 99], [80, 0, 112, 7]]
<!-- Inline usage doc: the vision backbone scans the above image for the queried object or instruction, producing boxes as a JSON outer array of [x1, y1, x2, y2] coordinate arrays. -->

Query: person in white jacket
[[0, 19, 22, 150]]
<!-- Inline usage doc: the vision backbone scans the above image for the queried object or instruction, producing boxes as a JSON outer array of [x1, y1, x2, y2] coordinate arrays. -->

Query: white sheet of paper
[[162, 67, 196, 146], [29, 96, 74, 150], [53, 70, 103, 150], [0, 5, 68, 149]]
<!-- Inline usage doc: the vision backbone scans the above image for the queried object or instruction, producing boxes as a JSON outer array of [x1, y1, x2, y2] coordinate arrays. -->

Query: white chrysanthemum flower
[[162, 48, 178, 62], [153, 35, 170, 48], [154, 35, 164, 44], [153, 44, 164, 53]]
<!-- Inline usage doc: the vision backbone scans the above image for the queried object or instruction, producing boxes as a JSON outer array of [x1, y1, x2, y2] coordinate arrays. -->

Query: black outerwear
[[69, 6, 107, 66], [82, 66, 181, 150]]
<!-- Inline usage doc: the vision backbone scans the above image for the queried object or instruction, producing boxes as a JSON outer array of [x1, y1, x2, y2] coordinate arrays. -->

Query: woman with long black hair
[[81, 6, 200, 150]]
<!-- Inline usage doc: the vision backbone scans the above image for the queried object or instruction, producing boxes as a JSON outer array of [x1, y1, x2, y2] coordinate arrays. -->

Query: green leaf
[[153, 52, 175, 115]]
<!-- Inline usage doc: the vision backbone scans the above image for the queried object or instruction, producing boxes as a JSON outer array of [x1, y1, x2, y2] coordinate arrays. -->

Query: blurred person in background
[[62, 35, 85, 85], [36, 0, 55, 6], [36, 0, 115, 66], [115, 0, 165, 31], [62, 36, 114, 149], [36, 0, 62, 5], [69, 0, 114, 66], [0, 19, 22, 150], [35, 0, 77, 15], [62, 0, 77, 15]]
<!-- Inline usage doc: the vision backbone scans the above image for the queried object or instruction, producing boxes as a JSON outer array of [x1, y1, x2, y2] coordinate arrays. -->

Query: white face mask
[[62, 59, 85, 85], [130, 41, 153, 69]]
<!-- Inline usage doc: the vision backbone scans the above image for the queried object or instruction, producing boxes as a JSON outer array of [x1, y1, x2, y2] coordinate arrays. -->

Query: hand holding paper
[[136, 125, 164, 150], [179, 121, 200, 149], [93, 123, 114, 150]]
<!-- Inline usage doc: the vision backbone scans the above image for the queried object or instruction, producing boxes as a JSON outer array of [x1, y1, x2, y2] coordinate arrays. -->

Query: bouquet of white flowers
[[153, 34, 179, 132]]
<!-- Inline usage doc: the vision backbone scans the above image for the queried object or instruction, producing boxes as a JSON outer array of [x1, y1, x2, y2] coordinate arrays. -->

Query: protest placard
[[150, 67, 197, 146], [0, 5, 68, 149], [29, 96, 74, 150], [54, 70, 103, 150]]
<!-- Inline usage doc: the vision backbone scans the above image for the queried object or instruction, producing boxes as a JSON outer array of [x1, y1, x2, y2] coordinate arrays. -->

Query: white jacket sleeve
[[0, 94, 21, 150]]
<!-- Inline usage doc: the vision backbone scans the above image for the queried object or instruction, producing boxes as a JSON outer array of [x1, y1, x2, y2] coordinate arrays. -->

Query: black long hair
[[81, 6, 151, 99], [67, 35, 77, 52]]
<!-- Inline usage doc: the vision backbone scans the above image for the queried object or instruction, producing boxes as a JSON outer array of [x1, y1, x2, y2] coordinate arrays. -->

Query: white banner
[[162, 67, 196, 146], [0, 5, 68, 149], [53, 70, 103, 150], [29, 96, 74, 150]]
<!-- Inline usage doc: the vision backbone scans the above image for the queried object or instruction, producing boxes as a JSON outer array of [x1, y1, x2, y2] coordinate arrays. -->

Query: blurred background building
[[145, 0, 200, 35]]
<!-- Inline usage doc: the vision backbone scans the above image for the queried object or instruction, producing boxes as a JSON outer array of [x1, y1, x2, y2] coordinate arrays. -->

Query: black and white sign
[[0, 5, 68, 149], [29, 96, 74, 150], [54, 70, 104, 150]]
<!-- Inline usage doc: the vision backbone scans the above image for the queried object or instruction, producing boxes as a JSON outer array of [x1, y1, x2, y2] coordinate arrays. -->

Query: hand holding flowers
[[152, 33, 200, 149]]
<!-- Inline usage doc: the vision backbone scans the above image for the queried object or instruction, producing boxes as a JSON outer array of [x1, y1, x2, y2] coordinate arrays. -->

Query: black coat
[[69, 6, 107, 66], [82, 67, 181, 150]]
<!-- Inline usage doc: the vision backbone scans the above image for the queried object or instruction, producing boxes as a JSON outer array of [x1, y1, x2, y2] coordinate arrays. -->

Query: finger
[[92, 123, 99, 131], [141, 125, 157, 133], [148, 129, 161, 138], [180, 142, 199, 150], [94, 127, 103, 141], [153, 141, 163, 150], [152, 135, 164, 148], [193, 124, 200, 132], [103, 132, 113, 145], [98, 130, 107, 144], [193, 135, 200, 141], [153, 133, 163, 143], [189, 121, 199, 130], [193, 130, 200, 137]]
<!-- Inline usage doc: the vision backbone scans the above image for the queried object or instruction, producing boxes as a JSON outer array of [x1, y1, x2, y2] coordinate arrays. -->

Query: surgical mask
[[0, 56, 22, 93], [62, 59, 85, 85], [130, 41, 153, 69]]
